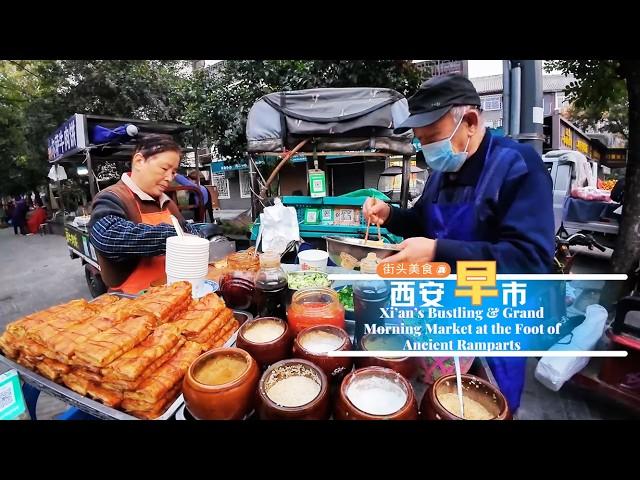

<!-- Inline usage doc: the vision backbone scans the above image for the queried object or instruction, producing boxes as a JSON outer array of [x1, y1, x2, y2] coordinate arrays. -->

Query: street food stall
[[46, 114, 205, 296], [0, 273, 504, 420], [0, 91, 509, 421], [244, 87, 419, 263]]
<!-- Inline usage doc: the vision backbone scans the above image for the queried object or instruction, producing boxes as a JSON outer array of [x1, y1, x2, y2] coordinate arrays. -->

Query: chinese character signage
[[340, 261, 609, 354], [47, 114, 87, 162]]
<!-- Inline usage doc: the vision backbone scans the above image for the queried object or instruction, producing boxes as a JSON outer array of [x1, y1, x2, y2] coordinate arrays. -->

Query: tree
[[546, 60, 640, 301], [0, 61, 43, 196], [0, 60, 189, 198], [566, 100, 628, 141]]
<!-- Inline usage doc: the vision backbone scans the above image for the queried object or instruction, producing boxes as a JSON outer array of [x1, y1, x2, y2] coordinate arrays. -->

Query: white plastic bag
[[257, 198, 300, 255], [534, 304, 608, 392], [47, 165, 68, 181]]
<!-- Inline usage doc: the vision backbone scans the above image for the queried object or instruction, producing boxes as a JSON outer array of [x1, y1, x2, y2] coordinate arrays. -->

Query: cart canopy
[[246, 87, 415, 155]]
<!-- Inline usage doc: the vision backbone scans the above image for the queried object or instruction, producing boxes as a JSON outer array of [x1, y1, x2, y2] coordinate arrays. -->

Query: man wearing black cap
[[364, 73, 554, 274], [363, 74, 555, 412]]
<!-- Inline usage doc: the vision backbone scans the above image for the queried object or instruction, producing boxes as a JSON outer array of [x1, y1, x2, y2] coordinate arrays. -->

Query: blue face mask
[[420, 115, 471, 172]]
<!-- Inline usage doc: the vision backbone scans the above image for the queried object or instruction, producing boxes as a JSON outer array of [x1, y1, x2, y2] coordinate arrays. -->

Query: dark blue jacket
[[385, 132, 555, 274]]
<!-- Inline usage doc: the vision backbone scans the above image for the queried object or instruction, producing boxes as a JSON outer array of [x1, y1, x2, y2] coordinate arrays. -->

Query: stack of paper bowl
[[166, 236, 210, 293]]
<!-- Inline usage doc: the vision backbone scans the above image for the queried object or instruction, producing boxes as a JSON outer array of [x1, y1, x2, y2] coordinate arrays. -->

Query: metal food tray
[[0, 291, 246, 420]]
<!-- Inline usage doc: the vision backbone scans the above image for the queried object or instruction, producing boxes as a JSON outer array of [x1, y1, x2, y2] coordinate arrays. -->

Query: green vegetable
[[337, 285, 354, 311], [287, 272, 330, 290]]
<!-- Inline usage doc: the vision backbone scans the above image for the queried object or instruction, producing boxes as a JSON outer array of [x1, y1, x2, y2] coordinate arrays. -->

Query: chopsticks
[[364, 197, 382, 243], [364, 217, 372, 243]]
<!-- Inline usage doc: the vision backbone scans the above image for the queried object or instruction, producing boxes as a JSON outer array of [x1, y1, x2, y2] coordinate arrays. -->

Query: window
[[381, 159, 425, 197], [239, 170, 252, 198], [543, 96, 552, 115], [481, 94, 502, 111], [556, 92, 568, 110], [210, 173, 230, 199]]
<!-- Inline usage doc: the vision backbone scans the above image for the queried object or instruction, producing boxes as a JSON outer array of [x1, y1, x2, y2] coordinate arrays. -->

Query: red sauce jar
[[219, 251, 260, 311], [286, 287, 345, 336]]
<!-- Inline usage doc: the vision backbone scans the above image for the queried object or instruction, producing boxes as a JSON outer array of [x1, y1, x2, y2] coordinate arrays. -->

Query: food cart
[[46, 114, 205, 296], [0, 91, 507, 421], [244, 87, 417, 257]]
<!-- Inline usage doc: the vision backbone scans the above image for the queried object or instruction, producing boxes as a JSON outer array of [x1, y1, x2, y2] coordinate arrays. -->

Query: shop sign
[[48, 114, 87, 162]]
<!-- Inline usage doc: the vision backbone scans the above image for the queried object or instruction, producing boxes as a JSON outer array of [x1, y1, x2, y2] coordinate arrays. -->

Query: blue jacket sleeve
[[90, 215, 203, 260], [174, 174, 191, 188], [435, 155, 555, 274], [89, 190, 204, 261], [383, 193, 427, 239]]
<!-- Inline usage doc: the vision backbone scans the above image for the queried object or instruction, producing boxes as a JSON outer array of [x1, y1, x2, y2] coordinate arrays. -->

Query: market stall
[[0, 282, 241, 419], [45, 114, 206, 296], [245, 87, 418, 260], [0, 255, 507, 420], [0, 89, 513, 421]]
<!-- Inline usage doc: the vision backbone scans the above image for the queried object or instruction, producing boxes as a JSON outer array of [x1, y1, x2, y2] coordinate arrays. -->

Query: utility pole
[[504, 60, 545, 154]]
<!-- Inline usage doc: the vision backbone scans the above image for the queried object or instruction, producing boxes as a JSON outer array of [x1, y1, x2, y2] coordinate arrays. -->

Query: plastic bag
[[47, 165, 67, 181], [257, 198, 301, 255], [339, 188, 391, 201], [534, 304, 608, 391], [90, 123, 138, 144]]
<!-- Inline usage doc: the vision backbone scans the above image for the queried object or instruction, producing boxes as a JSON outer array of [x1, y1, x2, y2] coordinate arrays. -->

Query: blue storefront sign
[[211, 155, 308, 174], [47, 114, 87, 162]]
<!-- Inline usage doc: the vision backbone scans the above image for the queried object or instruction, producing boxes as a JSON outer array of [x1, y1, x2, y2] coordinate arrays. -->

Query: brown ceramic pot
[[334, 366, 418, 420], [292, 325, 353, 382], [355, 333, 417, 380], [420, 373, 512, 420], [183, 347, 259, 420], [256, 359, 330, 420], [236, 317, 292, 368]]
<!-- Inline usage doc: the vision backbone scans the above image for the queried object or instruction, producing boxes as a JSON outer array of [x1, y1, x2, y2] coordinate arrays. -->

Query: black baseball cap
[[394, 73, 481, 133]]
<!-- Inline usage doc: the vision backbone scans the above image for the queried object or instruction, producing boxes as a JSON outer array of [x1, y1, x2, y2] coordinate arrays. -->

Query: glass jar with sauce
[[287, 287, 345, 335], [219, 250, 260, 311], [254, 251, 288, 319]]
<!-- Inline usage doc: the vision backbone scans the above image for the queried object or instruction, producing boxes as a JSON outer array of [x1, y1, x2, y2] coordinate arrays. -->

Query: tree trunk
[[601, 60, 640, 307]]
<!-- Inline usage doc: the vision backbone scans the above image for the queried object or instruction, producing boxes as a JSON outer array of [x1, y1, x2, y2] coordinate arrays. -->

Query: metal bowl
[[325, 236, 401, 270]]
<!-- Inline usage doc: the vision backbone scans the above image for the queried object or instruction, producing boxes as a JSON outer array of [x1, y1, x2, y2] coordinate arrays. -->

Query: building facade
[[469, 74, 575, 129]]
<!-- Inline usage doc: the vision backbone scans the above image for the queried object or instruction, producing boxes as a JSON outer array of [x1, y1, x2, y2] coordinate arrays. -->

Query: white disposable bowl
[[167, 236, 209, 247], [166, 253, 210, 262], [166, 266, 208, 276], [297, 249, 329, 272], [167, 275, 205, 292]]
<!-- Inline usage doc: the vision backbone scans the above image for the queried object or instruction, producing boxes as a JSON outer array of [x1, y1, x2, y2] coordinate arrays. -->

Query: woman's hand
[[381, 237, 437, 264]]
